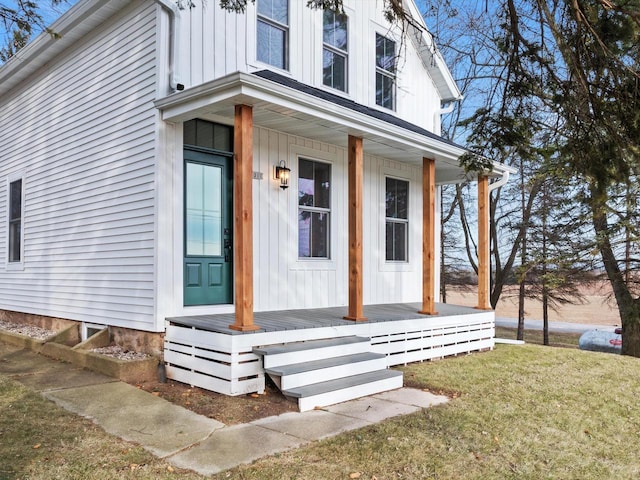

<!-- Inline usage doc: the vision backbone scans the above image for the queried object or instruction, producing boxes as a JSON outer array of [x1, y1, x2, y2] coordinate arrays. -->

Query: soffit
[[156, 72, 472, 185]]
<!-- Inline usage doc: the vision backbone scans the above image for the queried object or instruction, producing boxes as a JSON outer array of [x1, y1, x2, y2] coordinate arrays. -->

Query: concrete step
[[284, 369, 403, 412], [265, 352, 388, 390], [254, 336, 371, 369]]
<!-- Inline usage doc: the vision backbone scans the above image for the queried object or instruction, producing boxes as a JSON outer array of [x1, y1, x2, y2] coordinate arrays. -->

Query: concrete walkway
[[0, 341, 448, 476]]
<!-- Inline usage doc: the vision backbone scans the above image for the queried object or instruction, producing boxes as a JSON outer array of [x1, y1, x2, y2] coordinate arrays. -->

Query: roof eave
[[155, 71, 468, 164], [0, 0, 132, 98], [404, 1, 462, 103]]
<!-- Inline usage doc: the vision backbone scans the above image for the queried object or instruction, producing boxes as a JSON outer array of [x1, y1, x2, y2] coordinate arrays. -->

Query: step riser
[[296, 375, 404, 412], [262, 342, 372, 369], [278, 357, 389, 390]]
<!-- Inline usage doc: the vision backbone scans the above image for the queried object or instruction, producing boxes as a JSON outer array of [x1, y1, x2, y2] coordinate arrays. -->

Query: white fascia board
[[404, 1, 462, 103], [0, 0, 132, 97], [492, 162, 518, 175], [155, 73, 252, 119], [412, 32, 462, 103], [459, 160, 517, 183], [155, 72, 467, 163], [429, 49, 463, 103]]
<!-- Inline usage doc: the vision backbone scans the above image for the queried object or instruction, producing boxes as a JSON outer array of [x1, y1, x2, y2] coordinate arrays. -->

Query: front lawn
[[2, 344, 639, 479], [226, 344, 640, 479]]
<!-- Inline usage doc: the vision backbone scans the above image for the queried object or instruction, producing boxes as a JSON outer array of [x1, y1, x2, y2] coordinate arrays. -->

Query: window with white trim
[[298, 158, 331, 259], [257, 0, 289, 70], [8, 178, 23, 263], [385, 177, 408, 262], [376, 33, 396, 110], [323, 9, 348, 92]]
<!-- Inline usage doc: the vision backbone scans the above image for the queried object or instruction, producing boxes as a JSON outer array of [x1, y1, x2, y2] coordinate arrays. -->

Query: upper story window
[[257, 0, 289, 70], [322, 10, 348, 92], [8, 178, 23, 263], [385, 177, 408, 262], [376, 33, 396, 110], [298, 158, 331, 259]]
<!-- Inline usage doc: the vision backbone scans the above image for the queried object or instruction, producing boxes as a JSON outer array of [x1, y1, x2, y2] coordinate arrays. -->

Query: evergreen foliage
[[431, 0, 640, 356]]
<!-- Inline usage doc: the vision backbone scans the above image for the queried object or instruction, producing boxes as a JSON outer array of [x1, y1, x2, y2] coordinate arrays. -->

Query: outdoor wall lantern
[[275, 160, 291, 190]]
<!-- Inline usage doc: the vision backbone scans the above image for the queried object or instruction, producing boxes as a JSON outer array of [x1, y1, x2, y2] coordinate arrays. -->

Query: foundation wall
[[0, 310, 164, 358], [110, 326, 165, 358], [0, 310, 76, 333]]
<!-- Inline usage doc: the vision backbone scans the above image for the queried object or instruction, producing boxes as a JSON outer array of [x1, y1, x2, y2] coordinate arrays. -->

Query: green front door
[[183, 148, 233, 305]]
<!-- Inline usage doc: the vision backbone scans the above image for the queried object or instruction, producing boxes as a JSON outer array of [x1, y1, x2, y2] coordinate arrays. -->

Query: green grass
[[3, 344, 640, 479], [221, 345, 640, 480]]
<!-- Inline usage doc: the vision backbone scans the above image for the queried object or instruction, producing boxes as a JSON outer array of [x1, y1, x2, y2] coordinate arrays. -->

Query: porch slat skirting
[[164, 303, 495, 398]]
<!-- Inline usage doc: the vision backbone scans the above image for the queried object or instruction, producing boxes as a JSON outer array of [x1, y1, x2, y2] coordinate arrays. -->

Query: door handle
[[224, 238, 232, 262]]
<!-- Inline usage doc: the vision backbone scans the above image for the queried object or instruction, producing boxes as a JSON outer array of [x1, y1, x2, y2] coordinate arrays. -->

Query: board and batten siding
[[250, 126, 426, 312], [0, 3, 160, 331], [178, 0, 444, 133]]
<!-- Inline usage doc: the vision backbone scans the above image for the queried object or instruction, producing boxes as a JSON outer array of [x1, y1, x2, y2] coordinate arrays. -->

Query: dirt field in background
[[446, 282, 621, 326]]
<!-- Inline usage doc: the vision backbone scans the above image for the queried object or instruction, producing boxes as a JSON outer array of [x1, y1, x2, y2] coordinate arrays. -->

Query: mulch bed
[[132, 377, 298, 425]]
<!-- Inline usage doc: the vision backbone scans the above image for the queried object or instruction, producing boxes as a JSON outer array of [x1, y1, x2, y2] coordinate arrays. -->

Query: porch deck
[[166, 302, 482, 334], [164, 302, 495, 397]]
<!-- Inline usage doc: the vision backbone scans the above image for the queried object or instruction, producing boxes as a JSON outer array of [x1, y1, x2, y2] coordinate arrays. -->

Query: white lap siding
[[0, 3, 159, 331]]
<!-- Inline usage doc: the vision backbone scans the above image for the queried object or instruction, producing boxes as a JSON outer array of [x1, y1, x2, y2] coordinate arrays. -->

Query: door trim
[[182, 147, 234, 306]]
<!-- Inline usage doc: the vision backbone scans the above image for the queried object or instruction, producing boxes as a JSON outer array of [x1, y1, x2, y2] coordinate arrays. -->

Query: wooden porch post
[[344, 135, 367, 321], [419, 157, 438, 315], [229, 104, 260, 331], [477, 174, 491, 310]]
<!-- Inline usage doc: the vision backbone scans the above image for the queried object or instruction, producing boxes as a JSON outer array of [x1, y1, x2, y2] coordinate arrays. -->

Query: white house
[[0, 0, 510, 410]]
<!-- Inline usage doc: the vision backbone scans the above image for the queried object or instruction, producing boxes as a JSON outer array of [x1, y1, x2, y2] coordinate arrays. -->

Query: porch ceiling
[[155, 72, 473, 185]]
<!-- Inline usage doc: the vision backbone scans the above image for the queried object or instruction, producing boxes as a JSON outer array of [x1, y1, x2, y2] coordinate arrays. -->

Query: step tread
[[284, 369, 403, 399], [265, 352, 386, 376], [254, 336, 370, 356]]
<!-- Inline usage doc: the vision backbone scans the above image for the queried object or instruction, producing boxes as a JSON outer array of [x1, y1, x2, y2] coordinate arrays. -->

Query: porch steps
[[265, 352, 389, 390], [287, 370, 404, 413], [255, 336, 372, 369], [254, 336, 403, 412]]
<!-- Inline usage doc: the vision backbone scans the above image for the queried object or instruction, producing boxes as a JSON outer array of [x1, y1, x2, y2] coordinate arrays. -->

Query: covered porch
[[155, 70, 503, 329], [155, 70, 506, 409], [164, 303, 494, 409]]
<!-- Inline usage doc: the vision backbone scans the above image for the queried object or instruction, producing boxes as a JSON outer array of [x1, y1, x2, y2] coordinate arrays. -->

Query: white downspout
[[488, 170, 511, 192], [433, 99, 461, 134], [435, 101, 456, 117], [154, 0, 184, 92]]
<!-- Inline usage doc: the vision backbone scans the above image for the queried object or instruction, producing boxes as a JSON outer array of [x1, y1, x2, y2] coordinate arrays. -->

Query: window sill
[[317, 83, 350, 99], [379, 261, 412, 272], [372, 102, 396, 114], [6, 261, 24, 272], [290, 259, 336, 271], [248, 63, 292, 77]]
